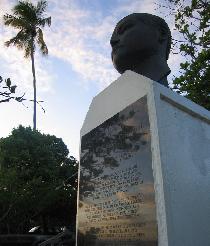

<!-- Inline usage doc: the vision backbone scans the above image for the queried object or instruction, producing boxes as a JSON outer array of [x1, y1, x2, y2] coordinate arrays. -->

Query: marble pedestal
[[76, 71, 210, 246]]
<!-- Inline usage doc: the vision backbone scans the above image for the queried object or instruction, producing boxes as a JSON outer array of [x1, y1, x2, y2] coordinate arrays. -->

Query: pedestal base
[[76, 71, 210, 246]]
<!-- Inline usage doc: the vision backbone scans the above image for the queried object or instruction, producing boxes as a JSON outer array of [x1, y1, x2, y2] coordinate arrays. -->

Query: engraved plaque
[[77, 96, 158, 246]]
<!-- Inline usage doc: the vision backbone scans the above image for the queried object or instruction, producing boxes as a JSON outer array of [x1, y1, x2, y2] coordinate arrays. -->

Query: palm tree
[[4, 0, 51, 130]]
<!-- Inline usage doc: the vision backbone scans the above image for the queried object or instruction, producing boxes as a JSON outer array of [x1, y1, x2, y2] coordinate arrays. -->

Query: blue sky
[[0, 0, 183, 159]]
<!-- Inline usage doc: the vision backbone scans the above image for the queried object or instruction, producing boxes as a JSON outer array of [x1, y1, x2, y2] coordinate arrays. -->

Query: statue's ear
[[158, 27, 168, 43]]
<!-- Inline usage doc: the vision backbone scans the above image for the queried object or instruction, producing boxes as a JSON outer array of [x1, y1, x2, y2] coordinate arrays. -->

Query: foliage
[[0, 76, 26, 103], [0, 126, 78, 234], [0, 75, 45, 112], [3, 0, 51, 58], [169, 0, 210, 110], [4, 0, 51, 130]]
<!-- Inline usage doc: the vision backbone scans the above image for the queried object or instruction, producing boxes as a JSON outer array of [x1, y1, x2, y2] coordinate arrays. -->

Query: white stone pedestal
[[76, 70, 210, 246]]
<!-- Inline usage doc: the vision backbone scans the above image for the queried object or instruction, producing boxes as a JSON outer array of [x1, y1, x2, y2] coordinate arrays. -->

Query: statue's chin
[[114, 61, 138, 75], [112, 56, 132, 74], [114, 64, 127, 74], [112, 51, 147, 74]]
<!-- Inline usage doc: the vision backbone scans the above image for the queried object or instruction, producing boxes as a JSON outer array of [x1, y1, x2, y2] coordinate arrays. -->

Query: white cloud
[[44, 0, 182, 89], [0, 0, 189, 160], [0, 0, 184, 92], [43, 0, 119, 89], [115, 0, 160, 15]]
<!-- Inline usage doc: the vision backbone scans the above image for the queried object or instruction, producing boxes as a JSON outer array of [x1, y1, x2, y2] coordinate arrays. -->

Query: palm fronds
[[36, 28, 48, 55], [3, 0, 51, 55], [36, 0, 48, 16], [38, 16, 51, 27], [3, 15, 29, 29]]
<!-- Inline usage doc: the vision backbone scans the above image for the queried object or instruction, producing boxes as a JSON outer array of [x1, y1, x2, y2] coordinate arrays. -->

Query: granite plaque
[[77, 96, 158, 246]]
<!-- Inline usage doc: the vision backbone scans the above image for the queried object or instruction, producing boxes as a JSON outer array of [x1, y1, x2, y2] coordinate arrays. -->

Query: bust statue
[[110, 13, 172, 87]]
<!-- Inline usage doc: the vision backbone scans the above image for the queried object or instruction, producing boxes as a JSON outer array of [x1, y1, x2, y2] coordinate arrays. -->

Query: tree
[[167, 0, 210, 110], [4, 0, 51, 130], [0, 126, 78, 234]]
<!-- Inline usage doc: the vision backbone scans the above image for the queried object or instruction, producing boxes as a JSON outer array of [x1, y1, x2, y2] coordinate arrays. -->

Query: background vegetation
[[0, 126, 78, 234]]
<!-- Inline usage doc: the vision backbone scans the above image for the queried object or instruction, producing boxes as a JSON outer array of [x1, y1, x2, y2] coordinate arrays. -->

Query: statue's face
[[110, 14, 160, 74]]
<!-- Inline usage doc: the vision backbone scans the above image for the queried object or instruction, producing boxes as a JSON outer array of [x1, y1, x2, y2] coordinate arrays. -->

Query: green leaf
[[10, 85, 17, 93], [6, 78, 11, 87]]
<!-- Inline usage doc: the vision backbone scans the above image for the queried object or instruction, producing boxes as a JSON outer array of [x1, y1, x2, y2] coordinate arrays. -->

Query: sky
[[0, 0, 183, 159]]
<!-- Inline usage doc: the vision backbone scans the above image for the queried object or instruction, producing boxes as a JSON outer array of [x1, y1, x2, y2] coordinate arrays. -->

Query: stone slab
[[76, 70, 210, 246], [78, 96, 157, 246]]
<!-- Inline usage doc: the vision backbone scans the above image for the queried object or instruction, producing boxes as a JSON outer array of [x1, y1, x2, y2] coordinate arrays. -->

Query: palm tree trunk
[[31, 44, 37, 131]]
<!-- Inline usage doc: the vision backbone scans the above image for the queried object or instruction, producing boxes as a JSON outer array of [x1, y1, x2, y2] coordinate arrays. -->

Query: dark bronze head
[[110, 13, 172, 86]]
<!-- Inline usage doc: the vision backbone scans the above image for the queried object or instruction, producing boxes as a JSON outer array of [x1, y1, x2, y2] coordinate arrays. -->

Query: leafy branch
[[158, 0, 210, 110], [0, 75, 45, 112], [0, 76, 26, 103]]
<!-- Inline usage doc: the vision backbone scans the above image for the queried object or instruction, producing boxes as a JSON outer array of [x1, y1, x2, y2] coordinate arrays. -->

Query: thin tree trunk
[[42, 214, 48, 233], [31, 43, 37, 131], [0, 203, 13, 223]]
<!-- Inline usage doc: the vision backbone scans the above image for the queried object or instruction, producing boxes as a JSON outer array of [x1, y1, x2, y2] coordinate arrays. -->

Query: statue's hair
[[127, 13, 172, 60]]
